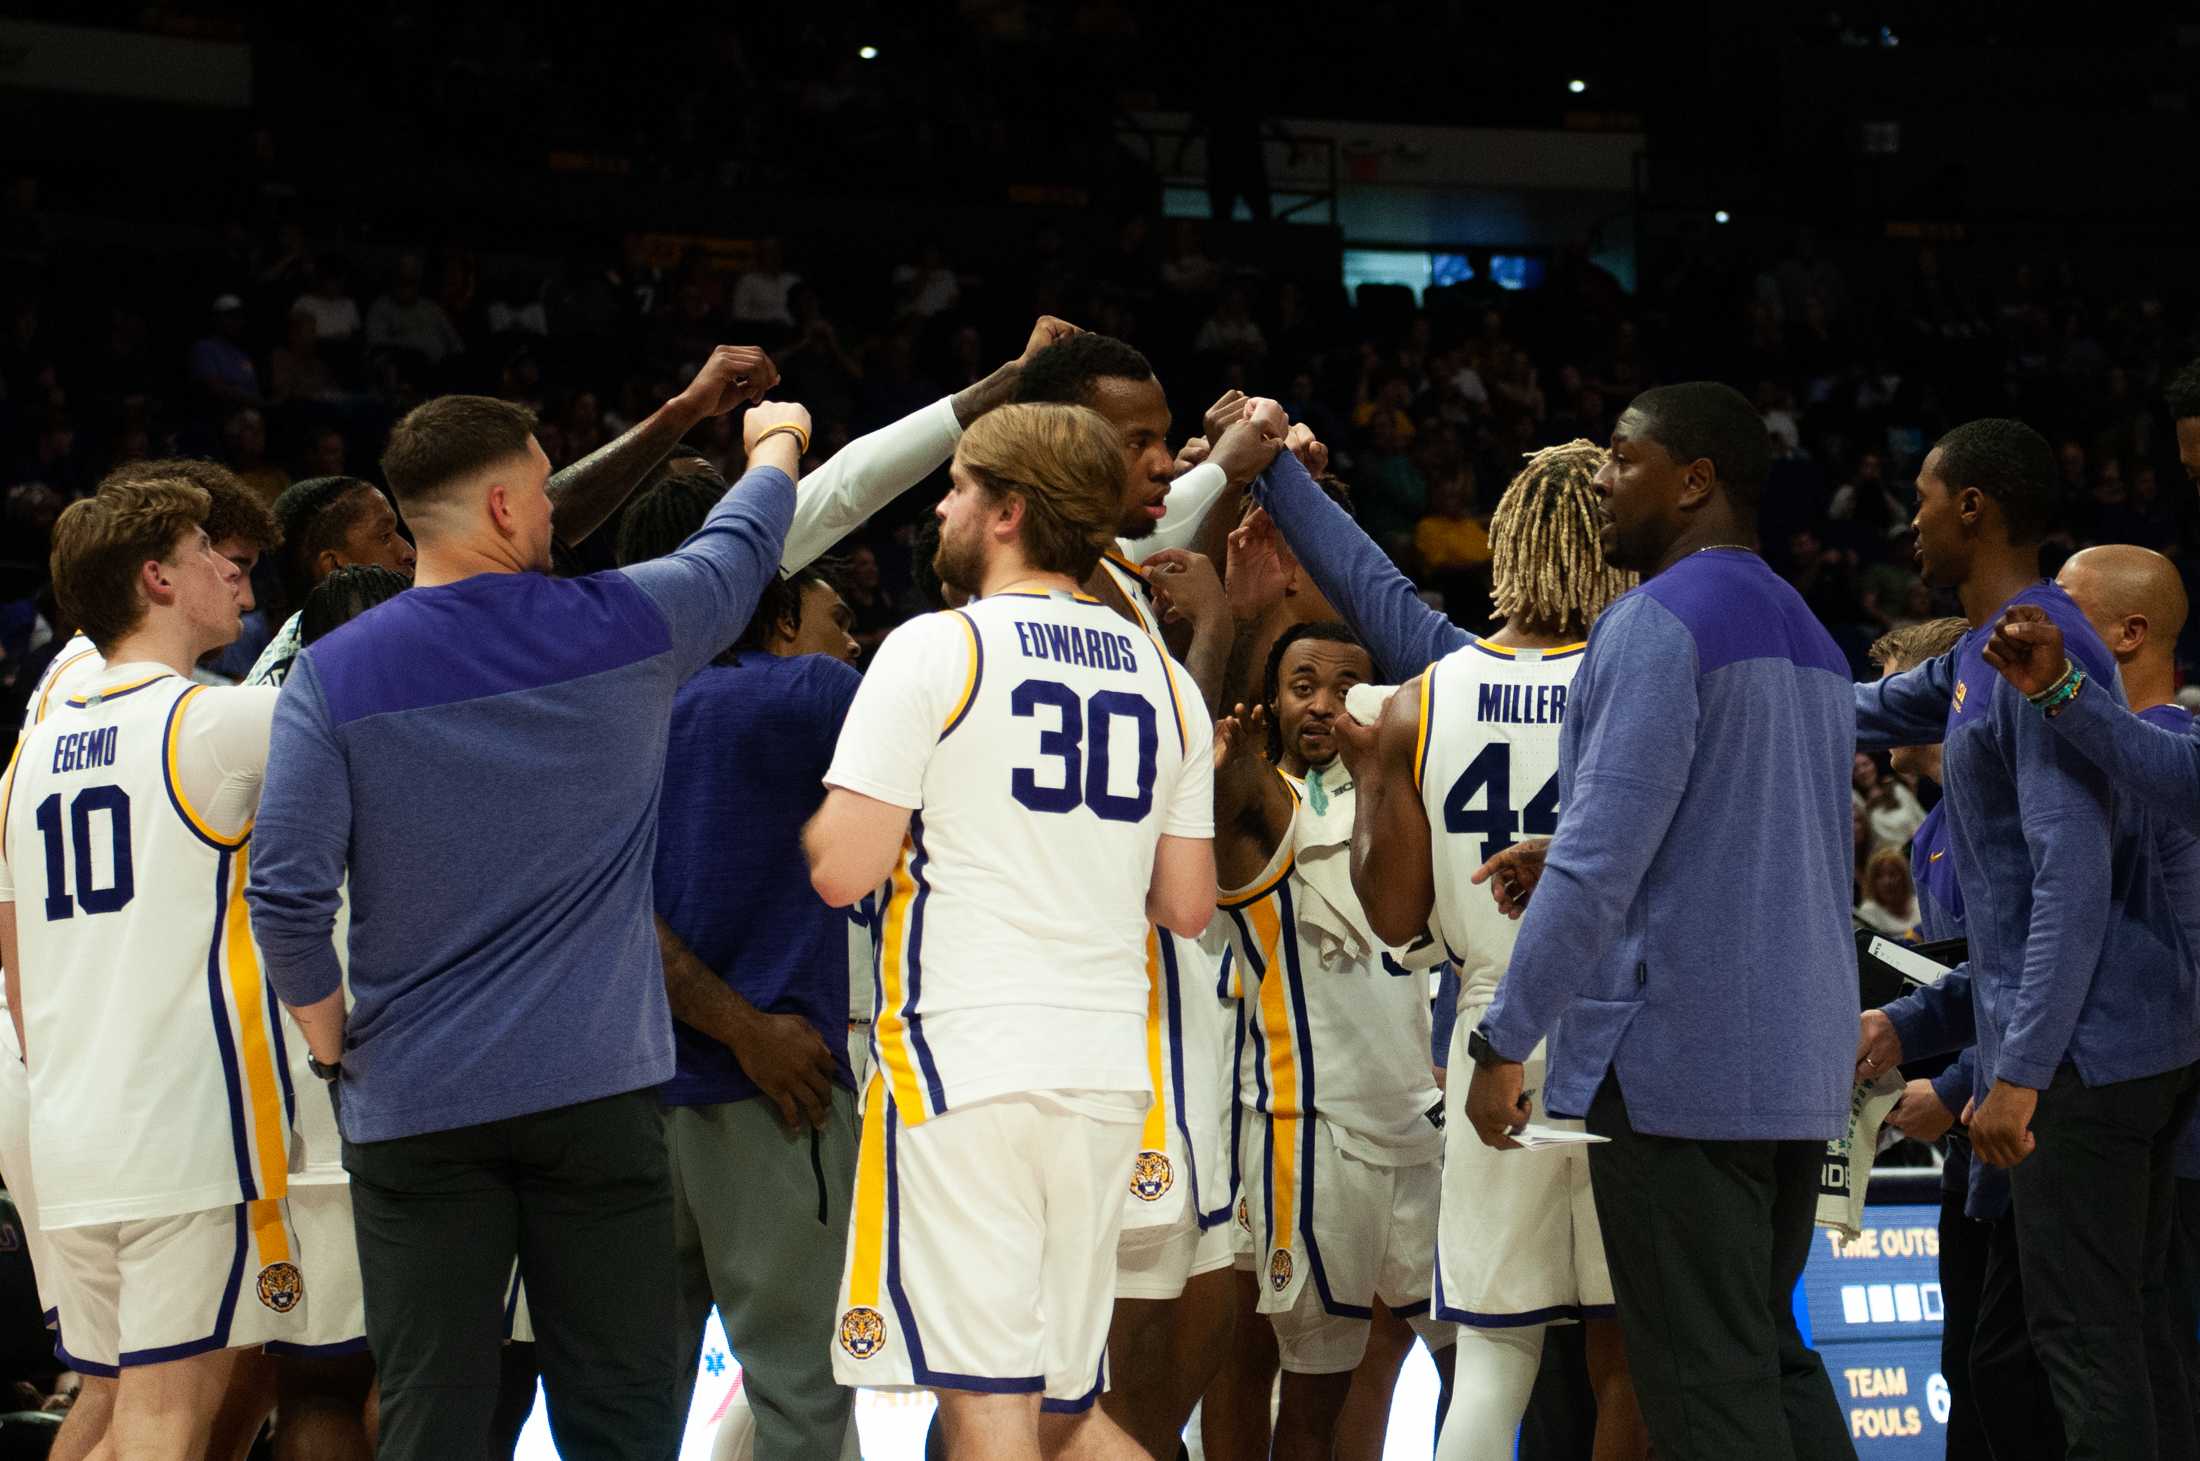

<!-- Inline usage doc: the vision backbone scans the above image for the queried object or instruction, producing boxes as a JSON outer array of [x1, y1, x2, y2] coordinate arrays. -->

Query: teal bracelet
[[2025, 658, 2078, 707], [2038, 667, 2086, 717]]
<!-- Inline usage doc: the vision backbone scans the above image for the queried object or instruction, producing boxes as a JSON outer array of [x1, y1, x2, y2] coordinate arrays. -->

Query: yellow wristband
[[753, 423, 810, 456]]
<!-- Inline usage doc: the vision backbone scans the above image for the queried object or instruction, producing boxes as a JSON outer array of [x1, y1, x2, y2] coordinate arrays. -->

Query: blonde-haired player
[[1, 462, 283, 1461], [806, 401, 1216, 1460], [1335, 440, 1647, 1460], [0, 475, 297, 1461]]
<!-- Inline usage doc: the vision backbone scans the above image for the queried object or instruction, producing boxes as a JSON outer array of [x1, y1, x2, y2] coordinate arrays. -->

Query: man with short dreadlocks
[[1331, 440, 1649, 1461]]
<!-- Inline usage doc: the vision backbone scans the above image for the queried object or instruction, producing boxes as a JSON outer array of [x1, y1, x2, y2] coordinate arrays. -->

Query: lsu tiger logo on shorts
[[1268, 1248, 1293, 1293], [256, 1262, 304, 1314], [1129, 1149, 1174, 1201], [838, 1306, 887, 1360]]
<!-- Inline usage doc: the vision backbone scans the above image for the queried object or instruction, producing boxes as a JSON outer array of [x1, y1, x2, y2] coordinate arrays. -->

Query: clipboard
[[1855, 929, 1965, 1011]]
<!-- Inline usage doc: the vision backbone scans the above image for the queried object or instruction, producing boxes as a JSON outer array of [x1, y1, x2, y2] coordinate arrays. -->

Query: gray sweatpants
[[667, 1088, 859, 1461]]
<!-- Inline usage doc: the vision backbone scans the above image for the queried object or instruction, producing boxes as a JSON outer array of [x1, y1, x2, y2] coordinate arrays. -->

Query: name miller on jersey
[[1011, 620, 1143, 673], [1476, 682, 1569, 725]]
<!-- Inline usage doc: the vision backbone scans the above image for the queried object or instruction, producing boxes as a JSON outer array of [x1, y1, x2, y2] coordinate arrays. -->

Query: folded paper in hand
[[1508, 1124, 1610, 1151]]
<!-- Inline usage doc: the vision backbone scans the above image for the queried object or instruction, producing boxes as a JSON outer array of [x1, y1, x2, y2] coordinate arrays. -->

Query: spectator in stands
[[271, 308, 341, 404], [838, 543, 898, 660], [186, 293, 263, 411], [293, 256, 362, 345], [1854, 750, 1927, 852], [1412, 463, 1491, 611], [224, 407, 290, 507], [1160, 220, 1220, 298], [304, 427, 348, 479], [560, 391, 609, 465], [1855, 849, 1923, 938], [1355, 410, 1426, 557], [1194, 283, 1267, 365], [892, 241, 961, 320], [367, 252, 466, 369], [731, 237, 801, 331]]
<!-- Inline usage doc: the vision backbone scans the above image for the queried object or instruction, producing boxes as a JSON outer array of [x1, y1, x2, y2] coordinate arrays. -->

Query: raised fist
[[681, 345, 780, 417], [744, 400, 814, 456]]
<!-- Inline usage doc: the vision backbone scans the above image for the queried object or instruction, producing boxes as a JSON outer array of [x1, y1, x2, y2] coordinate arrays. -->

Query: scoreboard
[[1798, 1203, 1952, 1457]]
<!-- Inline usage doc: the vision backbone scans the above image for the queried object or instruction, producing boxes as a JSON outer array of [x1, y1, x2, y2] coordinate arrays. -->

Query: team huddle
[[2, 315, 2196, 1461]]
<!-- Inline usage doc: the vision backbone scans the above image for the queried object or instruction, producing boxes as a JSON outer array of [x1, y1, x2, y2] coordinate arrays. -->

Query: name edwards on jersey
[[1011, 619, 1143, 673]]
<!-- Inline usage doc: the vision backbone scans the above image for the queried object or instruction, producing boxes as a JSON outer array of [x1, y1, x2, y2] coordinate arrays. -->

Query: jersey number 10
[[1442, 743, 1558, 861], [33, 787, 135, 921], [1009, 679, 1159, 824]]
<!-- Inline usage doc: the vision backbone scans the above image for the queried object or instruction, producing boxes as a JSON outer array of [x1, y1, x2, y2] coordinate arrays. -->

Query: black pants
[[344, 1089, 680, 1461], [1968, 1216, 2063, 1461], [1937, 1191, 1993, 1461], [1584, 1076, 1854, 1461], [2003, 1061, 2198, 1461], [2174, 1180, 2200, 1451]]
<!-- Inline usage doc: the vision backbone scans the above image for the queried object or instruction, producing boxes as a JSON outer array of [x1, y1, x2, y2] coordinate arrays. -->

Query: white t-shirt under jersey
[[825, 588, 1214, 1123]]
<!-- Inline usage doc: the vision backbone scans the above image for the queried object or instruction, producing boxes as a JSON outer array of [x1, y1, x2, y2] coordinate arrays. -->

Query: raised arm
[[1854, 649, 1957, 750], [1252, 445, 1468, 679], [1984, 606, 2200, 832], [547, 345, 777, 548], [1212, 706, 1297, 894], [1335, 676, 1436, 948], [780, 316, 1079, 573], [621, 406, 803, 679]]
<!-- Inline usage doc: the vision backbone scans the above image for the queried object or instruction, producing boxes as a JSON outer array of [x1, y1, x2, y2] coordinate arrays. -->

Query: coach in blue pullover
[[249, 378, 804, 1461], [1856, 422, 2199, 1461], [1437, 384, 1855, 1461]]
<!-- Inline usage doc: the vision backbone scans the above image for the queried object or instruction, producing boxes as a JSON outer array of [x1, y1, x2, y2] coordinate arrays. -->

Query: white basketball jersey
[[1095, 552, 1233, 1229], [1221, 769, 1442, 1163], [826, 589, 1215, 1125], [1, 670, 289, 1228], [1418, 638, 1585, 1011], [17, 634, 104, 739], [1098, 552, 1167, 640]]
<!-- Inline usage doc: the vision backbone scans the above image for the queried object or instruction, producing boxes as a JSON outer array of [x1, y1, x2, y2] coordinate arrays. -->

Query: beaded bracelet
[[2029, 659, 2087, 717]]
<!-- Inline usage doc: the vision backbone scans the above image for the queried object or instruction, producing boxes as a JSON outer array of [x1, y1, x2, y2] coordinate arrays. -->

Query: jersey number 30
[[1009, 679, 1158, 823], [33, 787, 135, 921], [1442, 743, 1557, 861]]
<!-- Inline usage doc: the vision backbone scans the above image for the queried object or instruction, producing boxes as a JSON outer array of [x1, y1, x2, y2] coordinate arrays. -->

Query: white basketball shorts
[[833, 1082, 1141, 1409]]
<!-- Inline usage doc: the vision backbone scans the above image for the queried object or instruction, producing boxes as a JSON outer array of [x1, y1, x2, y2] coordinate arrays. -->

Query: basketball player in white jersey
[[0, 474, 299, 1461], [805, 401, 1215, 1461], [1209, 621, 1450, 1461], [1010, 339, 1282, 1453], [1, 461, 279, 1461], [1334, 440, 1649, 1461]]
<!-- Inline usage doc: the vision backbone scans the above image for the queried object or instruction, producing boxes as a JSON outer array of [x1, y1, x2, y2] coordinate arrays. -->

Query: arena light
[[1714, 209, 1732, 224], [1568, 79, 1587, 94], [858, 44, 880, 59]]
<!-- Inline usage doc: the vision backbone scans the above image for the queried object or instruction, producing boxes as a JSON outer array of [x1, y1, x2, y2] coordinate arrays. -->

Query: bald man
[[2055, 543, 2200, 1453]]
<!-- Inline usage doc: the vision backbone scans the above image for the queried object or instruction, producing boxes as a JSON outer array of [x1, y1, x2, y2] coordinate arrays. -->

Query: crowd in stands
[[4, 162, 2198, 956]]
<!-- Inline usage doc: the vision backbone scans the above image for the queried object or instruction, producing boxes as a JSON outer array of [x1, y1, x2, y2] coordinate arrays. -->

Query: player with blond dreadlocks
[[1321, 434, 1650, 1461], [1487, 439, 1638, 640]]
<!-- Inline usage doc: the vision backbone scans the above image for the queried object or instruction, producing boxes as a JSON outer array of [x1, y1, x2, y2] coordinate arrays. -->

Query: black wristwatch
[[308, 1054, 341, 1082], [1466, 1025, 1509, 1070]]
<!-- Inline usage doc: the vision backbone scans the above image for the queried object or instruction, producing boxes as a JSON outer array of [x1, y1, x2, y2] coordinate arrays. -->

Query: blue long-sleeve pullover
[[1855, 582, 2198, 1092]]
